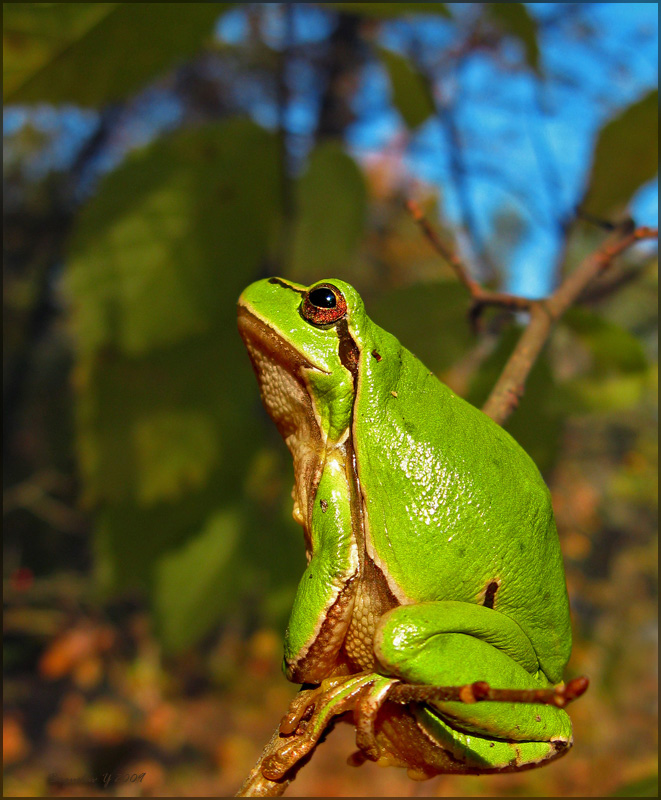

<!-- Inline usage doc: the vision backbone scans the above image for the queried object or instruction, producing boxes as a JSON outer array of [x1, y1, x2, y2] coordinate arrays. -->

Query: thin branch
[[236, 724, 294, 797], [483, 225, 657, 424], [407, 200, 658, 425], [389, 675, 589, 708], [406, 199, 532, 313], [406, 199, 480, 294], [274, 3, 295, 271], [577, 261, 653, 304], [3, 479, 86, 534]]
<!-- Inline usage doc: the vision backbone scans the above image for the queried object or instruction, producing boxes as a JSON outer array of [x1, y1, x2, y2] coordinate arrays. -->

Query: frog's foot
[[261, 673, 399, 780], [353, 675, 400, 760], [277, 676, 347, 736]]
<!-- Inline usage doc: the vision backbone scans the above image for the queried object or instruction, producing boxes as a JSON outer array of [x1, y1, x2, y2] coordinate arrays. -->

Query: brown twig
[[407, 199, 482, 295], [236, 685, 323, 797], [236, 724, 293, 797], [389, 675, 589, 708], [577, 263, 650, 304], [406, 199, 658, 426], [483, 225, 657, 424], [406, 200, 533, 314]]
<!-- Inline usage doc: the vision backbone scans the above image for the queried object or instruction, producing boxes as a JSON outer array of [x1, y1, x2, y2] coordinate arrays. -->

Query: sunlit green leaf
[[377, 46, 436, 130], [563, 307, 648, 375], [582, 90, 659, 217], [290, 142, 367, 280], [369, 281, 472, 373], [3, 2, 231, 105], [66, 119, 281, 355], [323, 3, 451, 19], [487, 3, 540, 74]]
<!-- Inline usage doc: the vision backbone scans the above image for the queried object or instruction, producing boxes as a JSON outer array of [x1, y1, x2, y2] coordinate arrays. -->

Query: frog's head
[[237, 278, 367, 446]]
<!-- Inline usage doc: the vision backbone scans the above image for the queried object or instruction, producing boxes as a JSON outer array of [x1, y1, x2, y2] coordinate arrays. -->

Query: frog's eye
[[301, 283, 348, 326]]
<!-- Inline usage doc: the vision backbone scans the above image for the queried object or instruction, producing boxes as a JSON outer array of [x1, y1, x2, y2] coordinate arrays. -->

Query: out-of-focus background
[[3, 3, 658, 797]]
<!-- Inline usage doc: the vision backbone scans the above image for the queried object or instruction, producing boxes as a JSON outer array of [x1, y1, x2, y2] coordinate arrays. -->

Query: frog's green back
[[351, 313, 572, 684]]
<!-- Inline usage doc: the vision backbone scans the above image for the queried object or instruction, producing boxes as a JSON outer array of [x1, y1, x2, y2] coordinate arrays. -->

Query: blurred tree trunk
[[3, 107, 119, 479], [314, 13, 365, 141]]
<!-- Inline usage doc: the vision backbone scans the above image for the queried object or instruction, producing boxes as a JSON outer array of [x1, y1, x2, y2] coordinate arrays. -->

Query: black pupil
[[309, 287, 336, 308]]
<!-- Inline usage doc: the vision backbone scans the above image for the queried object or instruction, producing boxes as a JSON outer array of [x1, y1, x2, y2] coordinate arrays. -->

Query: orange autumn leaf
[[3, 716, 29, 765], [39, 624, 114, 680]]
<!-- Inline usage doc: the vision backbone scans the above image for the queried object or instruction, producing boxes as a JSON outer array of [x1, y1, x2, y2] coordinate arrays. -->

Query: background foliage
[[3, 3, 658, 797]]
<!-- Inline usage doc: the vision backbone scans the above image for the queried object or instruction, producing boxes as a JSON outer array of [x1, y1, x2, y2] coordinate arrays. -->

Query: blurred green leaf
[[77, 337, 256, 585], [323, 3, 450, 18], [466, 328, 562, 474], [582, 90, 659, 217], [3, 3, 231, 105], [74, 335, 254, 508], [63, 118, 316, 651], [563, 307, 648, 375], [377, 47, 436, 129], [563, 372, 648, 413], [597, 258, 658, 346], [67, 119, 283, 609], [66, 119, 281, 356], [92, 434, 306, 645], [80, 291, 305, 630], [611, 774, 658, 797], [290, 142, 367, 280], [153, 509, 241, 651], [133, 410, 219, 506], [369, 281, 472, 373], [487, 3, 540, 74]]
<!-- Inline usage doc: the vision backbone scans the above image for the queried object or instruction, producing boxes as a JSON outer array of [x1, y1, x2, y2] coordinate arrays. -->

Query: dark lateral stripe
[[268, 277, 305, 294], [337, 318, 360, 381]]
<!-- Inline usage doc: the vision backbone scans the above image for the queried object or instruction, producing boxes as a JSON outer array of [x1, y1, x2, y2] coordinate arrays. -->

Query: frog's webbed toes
[[353, 676, 400, 760], [262, 673, 383, 780], [278, 677, 345, 735]]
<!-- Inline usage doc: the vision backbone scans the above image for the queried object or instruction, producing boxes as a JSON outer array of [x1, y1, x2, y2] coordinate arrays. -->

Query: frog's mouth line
[[237, 304, 326, 538], [237, 304, 327, 378]]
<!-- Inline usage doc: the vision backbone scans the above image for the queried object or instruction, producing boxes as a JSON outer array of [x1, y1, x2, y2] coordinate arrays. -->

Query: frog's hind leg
[[373, 600, 573, 770], [411, 704, 570, 773]]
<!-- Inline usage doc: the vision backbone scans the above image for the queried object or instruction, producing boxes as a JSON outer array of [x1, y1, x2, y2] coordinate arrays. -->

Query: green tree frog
[[237, 277, 577, 780]]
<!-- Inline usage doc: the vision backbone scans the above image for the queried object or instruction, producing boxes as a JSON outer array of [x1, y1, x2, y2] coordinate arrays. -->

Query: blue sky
[[4, 3, 658, 297], [218, 3, 658, 295]]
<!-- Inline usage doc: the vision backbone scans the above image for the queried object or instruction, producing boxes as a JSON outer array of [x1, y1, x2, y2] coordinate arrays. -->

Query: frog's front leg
[[373, 600, 573, 771]]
